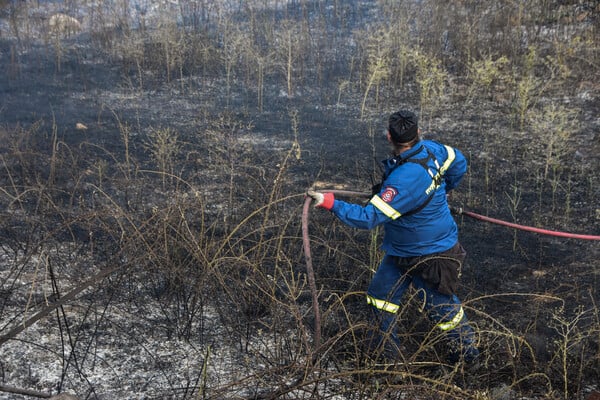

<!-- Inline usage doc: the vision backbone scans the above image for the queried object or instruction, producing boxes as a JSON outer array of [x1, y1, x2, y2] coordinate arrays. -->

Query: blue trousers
[[366, 253, 477, 360]]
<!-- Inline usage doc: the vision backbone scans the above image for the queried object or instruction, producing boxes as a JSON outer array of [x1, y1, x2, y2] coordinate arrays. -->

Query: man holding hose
[[307, 110, 479, 365]]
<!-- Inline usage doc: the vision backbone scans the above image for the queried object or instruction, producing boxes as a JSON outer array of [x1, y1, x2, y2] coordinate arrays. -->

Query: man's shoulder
[[422, 139, 448, 150], [422, 140, 463, 160]]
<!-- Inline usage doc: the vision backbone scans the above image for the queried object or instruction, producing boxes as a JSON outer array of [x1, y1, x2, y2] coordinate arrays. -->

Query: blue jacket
[[330, 140, 467, 257]]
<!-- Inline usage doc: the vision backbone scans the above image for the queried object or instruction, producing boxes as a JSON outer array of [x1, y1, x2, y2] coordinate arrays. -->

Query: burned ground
[[0, 1, 599, 399]]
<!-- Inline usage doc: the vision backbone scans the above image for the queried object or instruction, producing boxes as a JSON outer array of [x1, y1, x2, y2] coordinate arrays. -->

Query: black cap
[[388, 110, 418, 144]]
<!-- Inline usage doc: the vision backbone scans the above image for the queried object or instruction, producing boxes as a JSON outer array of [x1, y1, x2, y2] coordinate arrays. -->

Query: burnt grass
[[0, 1, 599, 399]]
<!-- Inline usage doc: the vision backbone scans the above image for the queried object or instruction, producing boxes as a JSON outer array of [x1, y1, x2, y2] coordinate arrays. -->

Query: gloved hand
[[306, 190, 335, 210]]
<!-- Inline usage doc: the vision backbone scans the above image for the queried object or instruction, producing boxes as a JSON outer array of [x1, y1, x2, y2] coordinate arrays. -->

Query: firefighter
[[307, 110, 479, 364]]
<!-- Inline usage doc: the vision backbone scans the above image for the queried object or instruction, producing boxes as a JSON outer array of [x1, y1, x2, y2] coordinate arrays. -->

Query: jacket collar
[[383, 142, 425, 169]]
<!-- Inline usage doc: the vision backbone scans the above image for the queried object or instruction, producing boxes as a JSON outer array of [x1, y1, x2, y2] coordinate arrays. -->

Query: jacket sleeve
[[329, 199, 390, 230], [443, 146, 467, 191]]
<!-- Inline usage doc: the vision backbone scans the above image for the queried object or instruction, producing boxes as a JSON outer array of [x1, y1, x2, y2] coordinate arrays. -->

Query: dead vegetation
[[0, 0, 598, 399]]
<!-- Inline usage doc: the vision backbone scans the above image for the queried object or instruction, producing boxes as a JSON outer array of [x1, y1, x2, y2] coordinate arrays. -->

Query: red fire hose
[[302, 190, 369, 352], [450, 207, 600, 241]]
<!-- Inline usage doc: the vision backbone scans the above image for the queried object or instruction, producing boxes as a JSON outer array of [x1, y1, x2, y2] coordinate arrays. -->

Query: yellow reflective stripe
[[366, 295, 400, 313], [441, 146, 456, 173], [425, 145, 456, 195], [370, 195, 401, 220], [437, 306, 464, 331]]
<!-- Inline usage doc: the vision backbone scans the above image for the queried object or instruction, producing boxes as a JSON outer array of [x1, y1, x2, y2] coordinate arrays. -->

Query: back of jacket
[[330, 139, 467, 257]]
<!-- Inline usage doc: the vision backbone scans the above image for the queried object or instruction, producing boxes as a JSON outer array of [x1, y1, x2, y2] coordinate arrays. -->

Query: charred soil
[[0, 1, 599, 399]]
